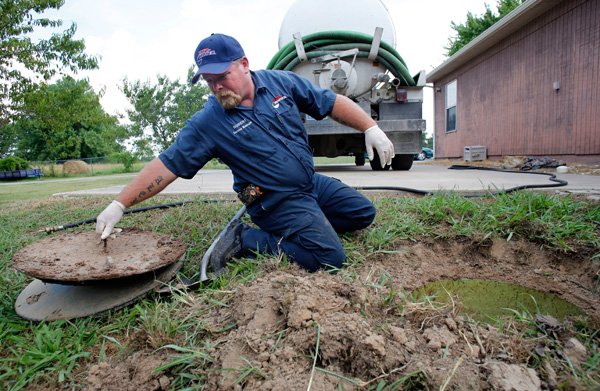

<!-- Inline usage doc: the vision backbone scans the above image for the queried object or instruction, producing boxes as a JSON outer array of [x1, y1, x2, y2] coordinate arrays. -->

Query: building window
[[445, 80, 457, 132]]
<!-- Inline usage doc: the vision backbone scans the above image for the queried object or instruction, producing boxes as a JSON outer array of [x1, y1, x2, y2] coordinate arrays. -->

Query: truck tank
[[268, 0, 426, 170]]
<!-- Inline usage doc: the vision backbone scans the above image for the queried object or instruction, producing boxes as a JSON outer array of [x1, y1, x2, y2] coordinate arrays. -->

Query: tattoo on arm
[[130, 175, 166, 205]]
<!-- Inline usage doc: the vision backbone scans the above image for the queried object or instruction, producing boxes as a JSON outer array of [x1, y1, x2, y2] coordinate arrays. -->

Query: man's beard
[[216, 90, 242, 110]]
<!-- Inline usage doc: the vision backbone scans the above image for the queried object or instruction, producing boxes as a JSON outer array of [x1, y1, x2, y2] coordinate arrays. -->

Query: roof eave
[[427, 0, 560, 82]]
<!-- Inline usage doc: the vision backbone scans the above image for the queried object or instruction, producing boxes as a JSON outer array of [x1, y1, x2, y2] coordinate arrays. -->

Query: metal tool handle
[[199, 205, 247, 282]]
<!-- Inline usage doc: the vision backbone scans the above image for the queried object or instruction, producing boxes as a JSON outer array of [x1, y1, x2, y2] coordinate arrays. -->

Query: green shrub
[[109, 152, 137, 172], [0, 156, 30, 171]]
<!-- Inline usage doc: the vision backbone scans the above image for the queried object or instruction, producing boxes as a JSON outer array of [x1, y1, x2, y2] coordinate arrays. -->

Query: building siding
[[433, 0, 599, 161]]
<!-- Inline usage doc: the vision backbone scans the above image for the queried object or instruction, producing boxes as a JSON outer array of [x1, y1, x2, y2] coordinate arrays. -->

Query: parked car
[[415, 147, 434, 161]]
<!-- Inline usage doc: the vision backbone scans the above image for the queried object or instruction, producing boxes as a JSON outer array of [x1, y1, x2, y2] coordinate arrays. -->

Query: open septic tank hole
[[413, 278, 585, 322]]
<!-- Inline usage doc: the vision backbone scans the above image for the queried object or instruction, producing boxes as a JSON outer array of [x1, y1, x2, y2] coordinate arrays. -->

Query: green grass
[[0, 175, 137, 206], [372, 192, 600, 255], [0, 178, 599, 389]]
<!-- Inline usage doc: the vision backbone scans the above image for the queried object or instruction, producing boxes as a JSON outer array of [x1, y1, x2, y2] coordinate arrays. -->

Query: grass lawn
[[0, 174, 599, 390], [0, 174, 136, 206]]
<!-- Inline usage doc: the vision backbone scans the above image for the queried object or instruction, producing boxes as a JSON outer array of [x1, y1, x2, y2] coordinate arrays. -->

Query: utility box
[[464, 146, 487, 161]]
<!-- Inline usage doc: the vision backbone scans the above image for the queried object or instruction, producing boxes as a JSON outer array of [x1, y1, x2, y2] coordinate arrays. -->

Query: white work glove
[[96, 200, 126, 240], [365, 125, 395, 168]]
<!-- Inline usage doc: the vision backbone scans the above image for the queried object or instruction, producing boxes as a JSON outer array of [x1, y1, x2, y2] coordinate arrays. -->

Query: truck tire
[[369, 153, 390, 171], [355, 154, 365, 166], [391, 154, 413, 170]]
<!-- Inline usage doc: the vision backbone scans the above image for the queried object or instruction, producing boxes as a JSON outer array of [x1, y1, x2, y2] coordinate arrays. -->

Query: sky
[[42, 0, 490, 134]]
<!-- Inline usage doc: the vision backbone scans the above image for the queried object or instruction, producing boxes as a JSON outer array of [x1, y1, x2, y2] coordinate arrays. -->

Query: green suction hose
[[267, 30, 415, 86]]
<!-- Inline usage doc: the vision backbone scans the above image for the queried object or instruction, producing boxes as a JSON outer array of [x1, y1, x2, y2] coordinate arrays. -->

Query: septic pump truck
[[267, 0, 426, 171]]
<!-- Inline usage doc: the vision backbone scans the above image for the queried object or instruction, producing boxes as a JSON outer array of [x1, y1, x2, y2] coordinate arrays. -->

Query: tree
[[0, 0, 98, 126], [446, 0, 525, 56], [110, 151, 137, 172], [12, 76, 125, 161], [0, 122, 18, 158], [422, 132, 433, 149], [121, 67, 210, 153]]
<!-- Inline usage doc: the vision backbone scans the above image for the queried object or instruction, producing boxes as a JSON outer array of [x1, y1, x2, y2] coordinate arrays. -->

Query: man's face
[[202, 58, 248, 109]]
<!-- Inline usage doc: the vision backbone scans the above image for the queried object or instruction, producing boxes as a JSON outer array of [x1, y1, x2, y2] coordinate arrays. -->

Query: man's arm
[[96, 158, 178, 239], [115, 157, 178, 208], [330, 94, 376, 131], [330, 94, 395, 167]]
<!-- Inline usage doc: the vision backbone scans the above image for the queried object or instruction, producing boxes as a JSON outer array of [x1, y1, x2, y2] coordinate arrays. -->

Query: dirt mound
[[196, 268, 489, 390], [83, 239, 599, 390], [207, 270, 414, 390], [86, 350, 172, 391], [63, 159, 90, 174]]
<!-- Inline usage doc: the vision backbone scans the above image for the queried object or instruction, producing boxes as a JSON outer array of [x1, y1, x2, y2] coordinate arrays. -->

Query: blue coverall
[[160, 70, 376, 271]]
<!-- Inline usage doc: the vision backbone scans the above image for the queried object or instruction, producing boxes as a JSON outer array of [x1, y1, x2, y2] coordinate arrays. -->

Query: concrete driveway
[[55, 161, 600, 197]]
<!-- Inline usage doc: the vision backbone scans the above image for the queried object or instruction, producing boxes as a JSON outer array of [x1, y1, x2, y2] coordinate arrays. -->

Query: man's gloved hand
[[96, 200, 126, 240], [365, 125, 395, 168]]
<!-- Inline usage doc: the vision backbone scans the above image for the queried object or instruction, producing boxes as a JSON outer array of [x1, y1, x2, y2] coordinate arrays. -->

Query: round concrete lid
[[15, 259, 182, 321], [12, 229, 186, 283]]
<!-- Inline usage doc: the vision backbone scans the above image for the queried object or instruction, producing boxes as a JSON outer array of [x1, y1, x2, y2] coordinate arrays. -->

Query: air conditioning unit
[[464, 146, 487, 161]]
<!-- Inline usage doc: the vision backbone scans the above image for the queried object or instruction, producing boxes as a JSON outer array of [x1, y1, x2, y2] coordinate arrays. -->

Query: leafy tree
[[422, 132, 433, 149], [0, 122, 18, 158], [110, 151, 137, 172], [0, 156, 29, 171], [12, 76, 125, 160], [0, 0, 98, 127], [446, 0, 525, 56], [121, 67, 210, 153]]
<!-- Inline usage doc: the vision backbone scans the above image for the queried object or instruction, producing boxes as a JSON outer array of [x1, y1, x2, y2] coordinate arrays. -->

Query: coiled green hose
[[267, 30, 415, 86]]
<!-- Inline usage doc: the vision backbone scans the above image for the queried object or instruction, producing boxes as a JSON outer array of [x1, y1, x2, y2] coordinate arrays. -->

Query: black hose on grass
[[446, 165, 568, 195], [42, 165, 568, 232], [39, 199, 232, 233], [356, 165, 568, 197]]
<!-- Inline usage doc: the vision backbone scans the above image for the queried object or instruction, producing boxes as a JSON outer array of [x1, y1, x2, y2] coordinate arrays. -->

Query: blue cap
[[191, 33, 245, 84]]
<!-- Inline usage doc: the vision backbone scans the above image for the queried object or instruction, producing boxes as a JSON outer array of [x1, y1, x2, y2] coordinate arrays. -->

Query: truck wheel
[[355, 154, 365, 166], [391, 154, 413, 170], [369, 153, 390, 171]]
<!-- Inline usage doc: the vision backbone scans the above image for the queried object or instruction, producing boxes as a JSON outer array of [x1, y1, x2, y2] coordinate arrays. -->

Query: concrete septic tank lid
[[15, 259, 183, 321], [12, 229, 186, 283]]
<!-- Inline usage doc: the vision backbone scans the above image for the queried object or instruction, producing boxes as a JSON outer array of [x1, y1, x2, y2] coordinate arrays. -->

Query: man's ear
[[240, 56, 250, 71]]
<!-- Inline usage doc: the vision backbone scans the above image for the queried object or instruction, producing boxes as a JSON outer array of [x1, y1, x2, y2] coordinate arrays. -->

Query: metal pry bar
[[199, 205, 247, 282]]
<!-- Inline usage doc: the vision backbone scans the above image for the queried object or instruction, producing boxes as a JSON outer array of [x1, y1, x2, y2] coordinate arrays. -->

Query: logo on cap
[[197, 48, 216, 65]]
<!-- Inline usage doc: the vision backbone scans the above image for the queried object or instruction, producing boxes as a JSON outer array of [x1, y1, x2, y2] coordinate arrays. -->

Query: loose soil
[[12, 229, 186, 283], [84, 237, 599, 390]]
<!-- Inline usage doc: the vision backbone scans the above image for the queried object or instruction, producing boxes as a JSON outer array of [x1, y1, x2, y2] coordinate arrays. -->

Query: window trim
[[445, 80, 457, 133]]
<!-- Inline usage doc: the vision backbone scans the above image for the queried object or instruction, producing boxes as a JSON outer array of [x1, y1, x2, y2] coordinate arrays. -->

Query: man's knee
[[318, 245, 346, 270], [292, 228, 346, 271], [354, 202, 377, 230]]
